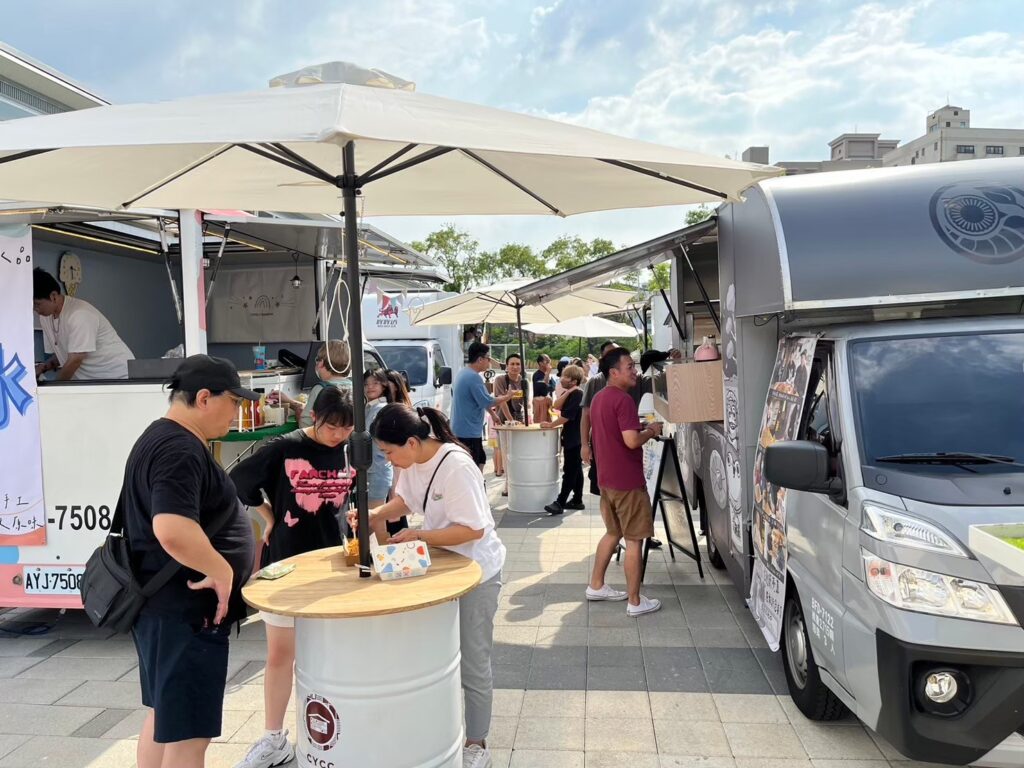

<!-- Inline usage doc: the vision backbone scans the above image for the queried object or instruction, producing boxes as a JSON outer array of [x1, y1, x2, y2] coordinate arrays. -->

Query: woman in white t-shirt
[[353, 404, 505, 768]]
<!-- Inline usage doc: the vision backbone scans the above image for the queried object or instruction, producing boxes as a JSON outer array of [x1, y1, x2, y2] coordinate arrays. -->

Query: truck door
[[786, 343, 847, 682]]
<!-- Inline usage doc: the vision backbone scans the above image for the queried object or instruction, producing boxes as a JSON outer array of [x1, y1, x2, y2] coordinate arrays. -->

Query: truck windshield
[[377, 346, 428, 387], [850, 331, 1024, 471]]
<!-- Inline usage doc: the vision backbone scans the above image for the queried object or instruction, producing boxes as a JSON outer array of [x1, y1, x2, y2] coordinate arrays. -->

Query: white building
[[883, 105, 1024, 166], [0, 42, 107, 120], [742, 132, 899, 176]]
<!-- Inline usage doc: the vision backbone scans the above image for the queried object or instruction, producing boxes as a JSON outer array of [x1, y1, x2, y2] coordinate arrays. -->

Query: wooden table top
[[242, 546, 482, 619]]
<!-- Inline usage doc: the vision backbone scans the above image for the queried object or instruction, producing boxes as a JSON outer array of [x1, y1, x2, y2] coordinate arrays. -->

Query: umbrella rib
[[265, 143, 339, 184], [238, 143, 337, 185], [121, 144, 235, 208], [359, 143, 419, 181], [600, 159, 728, 200], [0, 148, 56, 166], [358, 146, 455, 185], [460, 149, 564, 216]]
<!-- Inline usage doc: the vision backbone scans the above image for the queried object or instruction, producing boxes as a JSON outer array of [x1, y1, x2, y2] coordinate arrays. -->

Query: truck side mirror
[[764, 440, 843, 496], [437, 367, 453, 387]]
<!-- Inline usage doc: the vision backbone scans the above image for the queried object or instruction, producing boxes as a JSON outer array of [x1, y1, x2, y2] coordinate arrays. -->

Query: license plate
[[22, 567, 85, 595]]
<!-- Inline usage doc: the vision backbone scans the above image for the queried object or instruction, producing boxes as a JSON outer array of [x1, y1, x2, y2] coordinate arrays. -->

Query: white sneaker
[[586, 584, 628, 601], [463, 743, 493, 768], [234, 731, 295, 768], [627, 595, 662, 616]]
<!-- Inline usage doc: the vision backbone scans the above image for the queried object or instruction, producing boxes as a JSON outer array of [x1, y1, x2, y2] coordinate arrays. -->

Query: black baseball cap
[[168, 355, 260, 401]]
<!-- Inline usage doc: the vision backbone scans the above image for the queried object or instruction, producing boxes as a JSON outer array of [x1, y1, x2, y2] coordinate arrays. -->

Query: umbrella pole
[[516, 303, 529, 426], [341, 141, 372, 577]]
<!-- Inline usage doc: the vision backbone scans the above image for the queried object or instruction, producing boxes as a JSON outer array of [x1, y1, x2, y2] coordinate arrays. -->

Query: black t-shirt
[[121, 419, 255, 626], [230, 430, 350, 567], [532, 370, 554, 398], [560, 389, 584, 448]]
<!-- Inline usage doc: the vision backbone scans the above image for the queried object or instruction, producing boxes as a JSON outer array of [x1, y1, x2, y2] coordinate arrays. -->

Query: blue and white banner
[[0, 225, 46, 545]]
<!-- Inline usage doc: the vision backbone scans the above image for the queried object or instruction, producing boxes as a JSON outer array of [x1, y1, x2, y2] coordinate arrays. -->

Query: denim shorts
[[132, 614, 230, 743]]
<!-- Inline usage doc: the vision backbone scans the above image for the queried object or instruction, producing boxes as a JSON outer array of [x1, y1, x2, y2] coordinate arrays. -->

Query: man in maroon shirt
[[585, 347, 663, 615]]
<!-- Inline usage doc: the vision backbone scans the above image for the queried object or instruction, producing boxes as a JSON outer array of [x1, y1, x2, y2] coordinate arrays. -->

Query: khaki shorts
[[600, 487, 654, 541]]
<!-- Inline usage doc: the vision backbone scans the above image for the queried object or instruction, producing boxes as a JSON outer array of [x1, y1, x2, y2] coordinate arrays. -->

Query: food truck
[[518, 157, 1024, 766], [0, 207, 446, 610]]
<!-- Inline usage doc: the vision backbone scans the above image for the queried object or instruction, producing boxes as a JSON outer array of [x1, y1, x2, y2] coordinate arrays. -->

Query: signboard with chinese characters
[[749, 336, 816, 650], [0, 225, 46, 545]]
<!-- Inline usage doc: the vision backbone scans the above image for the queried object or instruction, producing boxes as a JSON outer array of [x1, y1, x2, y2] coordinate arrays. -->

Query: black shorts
[[460, 437, 487, 467], [132, 613, 230, 743]]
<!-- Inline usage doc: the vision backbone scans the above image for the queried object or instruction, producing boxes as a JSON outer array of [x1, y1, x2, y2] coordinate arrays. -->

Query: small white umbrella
[[524, 315, 638, 338]]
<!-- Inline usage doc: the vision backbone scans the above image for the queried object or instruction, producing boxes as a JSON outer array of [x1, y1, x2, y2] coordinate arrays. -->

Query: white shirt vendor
[[33, 268, 134, 381]]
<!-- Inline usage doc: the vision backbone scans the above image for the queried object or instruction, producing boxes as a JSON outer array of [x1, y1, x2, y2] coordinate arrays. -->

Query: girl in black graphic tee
[[228, 386, 354, 764]]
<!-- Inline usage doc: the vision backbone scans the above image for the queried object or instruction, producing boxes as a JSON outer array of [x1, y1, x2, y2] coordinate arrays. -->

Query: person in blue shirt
[[451, 341, 516, 470]]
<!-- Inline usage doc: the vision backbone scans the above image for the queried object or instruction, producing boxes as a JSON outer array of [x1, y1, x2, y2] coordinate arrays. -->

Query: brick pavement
[[0, 472, 949, 767]]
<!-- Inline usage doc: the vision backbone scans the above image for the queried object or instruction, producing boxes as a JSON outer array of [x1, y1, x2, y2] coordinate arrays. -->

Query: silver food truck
[[521, 157, 1024, 766]]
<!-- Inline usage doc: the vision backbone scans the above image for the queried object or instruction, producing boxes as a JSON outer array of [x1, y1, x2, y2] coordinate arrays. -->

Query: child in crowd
[[272, 340, 351, 428], [229, 387, 355, 768]]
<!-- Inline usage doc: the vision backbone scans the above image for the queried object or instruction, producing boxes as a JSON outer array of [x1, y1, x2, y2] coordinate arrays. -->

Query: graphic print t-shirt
[[230, 430, 352, 566]]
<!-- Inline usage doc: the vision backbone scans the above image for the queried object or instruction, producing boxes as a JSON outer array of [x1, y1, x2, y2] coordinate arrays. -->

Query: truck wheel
[[781, 588, 847, 721], [696, 485, 726, 570]]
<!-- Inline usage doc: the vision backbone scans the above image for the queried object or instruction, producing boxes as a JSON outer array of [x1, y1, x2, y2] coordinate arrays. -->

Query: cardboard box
[[665, 360, 723, 422], [370, 537, 432, 580]]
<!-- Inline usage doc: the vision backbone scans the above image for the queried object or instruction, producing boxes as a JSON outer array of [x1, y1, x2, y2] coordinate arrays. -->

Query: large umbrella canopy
[[0, 83, 780, 214], [408, 280, 634, 326], [524, 315, 638, 338], [0, 81, 779, 574]]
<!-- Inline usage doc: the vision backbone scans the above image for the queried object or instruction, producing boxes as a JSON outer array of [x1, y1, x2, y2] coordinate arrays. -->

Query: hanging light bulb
[[290, 251, 302, 289]]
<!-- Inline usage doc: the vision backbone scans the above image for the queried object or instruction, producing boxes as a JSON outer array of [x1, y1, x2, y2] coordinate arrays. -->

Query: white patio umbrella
[[524, 315, 638, 338], [0, 81, 781, 569]]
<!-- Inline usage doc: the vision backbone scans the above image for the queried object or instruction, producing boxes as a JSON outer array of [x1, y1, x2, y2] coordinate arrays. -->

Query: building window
[[1020, 147, 1024, 156], [946, 121, 951, 127], [953, 110, 959, 116], [960, 121, 967, 127], [956, 145, 975, 154], [986, 145, 1004, 155], [934, 142, 939, 150]]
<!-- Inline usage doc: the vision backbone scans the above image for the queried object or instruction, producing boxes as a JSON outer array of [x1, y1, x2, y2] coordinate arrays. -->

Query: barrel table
[[243, 546, 482, 767], [494, 424, 561, 513]]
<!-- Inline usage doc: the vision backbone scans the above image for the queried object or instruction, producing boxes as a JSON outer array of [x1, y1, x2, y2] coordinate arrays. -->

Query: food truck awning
[[515, 217, 718, 304]]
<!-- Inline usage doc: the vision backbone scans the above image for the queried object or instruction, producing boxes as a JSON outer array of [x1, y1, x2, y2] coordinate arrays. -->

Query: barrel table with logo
[[494, 424, 561, 513], [242, 545, 482, 768]]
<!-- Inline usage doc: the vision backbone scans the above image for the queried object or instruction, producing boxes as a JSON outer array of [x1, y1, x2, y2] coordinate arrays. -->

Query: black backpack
[[80, 496, 233, 633]]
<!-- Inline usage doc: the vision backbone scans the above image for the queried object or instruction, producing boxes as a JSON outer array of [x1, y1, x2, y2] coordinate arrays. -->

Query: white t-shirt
[[40, 297, 134, 380], [395, 442, 506, 581]]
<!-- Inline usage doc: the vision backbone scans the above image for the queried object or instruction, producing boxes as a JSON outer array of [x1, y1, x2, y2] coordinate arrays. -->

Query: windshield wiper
[[876, 452, 1024, 468]]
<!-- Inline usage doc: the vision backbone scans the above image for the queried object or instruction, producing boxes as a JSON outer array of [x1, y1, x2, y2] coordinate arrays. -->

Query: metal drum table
[[242, 546, 482, 768], [494, 424, 561, 513]]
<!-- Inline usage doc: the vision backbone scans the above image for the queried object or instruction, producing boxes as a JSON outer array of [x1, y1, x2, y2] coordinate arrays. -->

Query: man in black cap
[[122, 355, 257, 768]]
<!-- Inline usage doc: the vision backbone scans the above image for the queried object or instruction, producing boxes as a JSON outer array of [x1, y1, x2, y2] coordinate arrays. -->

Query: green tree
[[475, 242, 547, 282], [411, 224, 482, 292], [685, 204, 714, 226], [541, 235, 616, 273]]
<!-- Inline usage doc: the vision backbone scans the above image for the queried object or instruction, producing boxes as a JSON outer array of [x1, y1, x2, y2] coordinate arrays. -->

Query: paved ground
[[0, 471, 948, 767]]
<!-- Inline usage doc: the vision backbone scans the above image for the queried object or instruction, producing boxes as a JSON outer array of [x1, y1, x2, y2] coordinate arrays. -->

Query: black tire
[[697, 485, 726, 570], [781, 586, 847, 721]]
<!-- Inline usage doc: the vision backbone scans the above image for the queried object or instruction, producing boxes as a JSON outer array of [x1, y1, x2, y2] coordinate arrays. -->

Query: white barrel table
[[243, 546, 482, 768], [495, 424, 561, 513]]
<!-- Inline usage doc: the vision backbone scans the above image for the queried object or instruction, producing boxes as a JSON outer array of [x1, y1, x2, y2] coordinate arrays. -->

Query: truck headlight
[[862, 503, 968, 556], [863, 551, 1017, 625]]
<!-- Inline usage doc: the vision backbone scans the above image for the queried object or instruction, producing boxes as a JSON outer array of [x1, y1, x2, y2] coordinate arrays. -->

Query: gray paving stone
[[586, 716, 658, 752], [70, 708, 134, 738], [533, 645, 587, 668], [0, 677, 84, 704], [0, 657, 42, 678], [644, 648, 706, 693], [0, 736, 30, 761], [55, 681, 143, 709], [588, 627, 640, 646], [509, 749, 584, 767], [639, 625, 694, 648], [0, 735, 138, 767], [654, 719, 732, 757], [528, 664, 587, 690], [0, 638, 62, 658], [16, 655, 136, 682], [494, 642, 534, 666], [588, 645, 644, 668], [724, 722, 808, 759], [0, 702, 103, 736], [514, 716, 585, 750], [588, 664, 648, 691], [521, 689, 586, 718], [53, 640, 136, 659], [28, 639, 79, 658], [690, 626, 751, 648], [494, 664, 530, 689]]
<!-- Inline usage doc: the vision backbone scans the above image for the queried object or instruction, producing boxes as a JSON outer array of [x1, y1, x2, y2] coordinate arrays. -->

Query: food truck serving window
[[377, 346, 428, 387], [850, 331, 1024, 471]]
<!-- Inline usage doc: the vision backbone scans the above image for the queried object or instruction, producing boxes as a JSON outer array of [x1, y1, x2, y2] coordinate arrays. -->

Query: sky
[[4, 0, 1024, 253]]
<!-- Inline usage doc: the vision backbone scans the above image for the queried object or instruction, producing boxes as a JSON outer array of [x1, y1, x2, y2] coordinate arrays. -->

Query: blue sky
[[4, 0, 1024, 252]]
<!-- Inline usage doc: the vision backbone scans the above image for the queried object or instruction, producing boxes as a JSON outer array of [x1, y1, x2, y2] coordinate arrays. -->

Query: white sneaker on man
[[585, 584, 628, 601], [234, 730, 294, 768], [627, 595, 662, 616], [463, 743, 493, 768]]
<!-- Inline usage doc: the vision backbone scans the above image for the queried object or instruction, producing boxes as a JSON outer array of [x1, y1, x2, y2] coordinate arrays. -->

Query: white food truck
[[0, 208, 446, 610]]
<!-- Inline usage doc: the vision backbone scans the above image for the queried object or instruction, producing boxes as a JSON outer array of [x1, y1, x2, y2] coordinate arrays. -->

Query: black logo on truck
[[930, 182, 1024, 264]]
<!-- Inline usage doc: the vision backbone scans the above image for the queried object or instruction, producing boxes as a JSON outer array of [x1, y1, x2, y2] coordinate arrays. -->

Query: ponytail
[[370, 403, 470, 455]]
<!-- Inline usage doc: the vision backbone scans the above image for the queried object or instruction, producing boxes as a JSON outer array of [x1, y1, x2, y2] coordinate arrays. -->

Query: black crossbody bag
[[80, 495, 234, 633]]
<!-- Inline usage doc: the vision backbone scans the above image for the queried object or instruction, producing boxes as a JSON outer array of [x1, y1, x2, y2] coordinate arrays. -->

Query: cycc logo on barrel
[[304, 693, 340, 751]]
